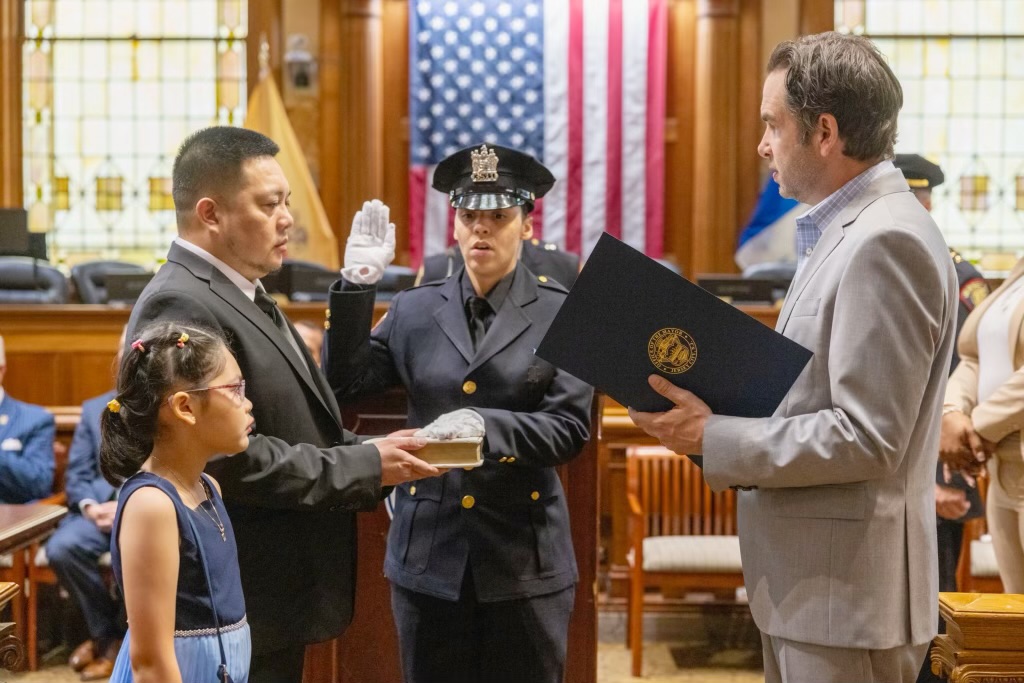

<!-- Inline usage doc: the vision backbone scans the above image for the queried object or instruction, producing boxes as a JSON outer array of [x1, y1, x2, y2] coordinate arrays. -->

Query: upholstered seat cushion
[[0, 549, 111, 569], [32, 545, 111, 568], [639, 535, 742, 573], [971, 537, 999, 578]]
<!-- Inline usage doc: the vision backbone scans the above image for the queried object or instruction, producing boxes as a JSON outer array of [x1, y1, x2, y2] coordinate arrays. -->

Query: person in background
[[46, 329, 129, 681], [631, 33, 957, 683], [101, 322, 252, 682], [894, 154, 990, 683], [0, 333, 55, 503], [326, 145, 594, 683], [942, 249, 1024, 595]]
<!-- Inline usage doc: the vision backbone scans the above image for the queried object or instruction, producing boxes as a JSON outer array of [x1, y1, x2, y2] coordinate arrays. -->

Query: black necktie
[[466, 296, 492, 351], [254, 288, 284, 330]]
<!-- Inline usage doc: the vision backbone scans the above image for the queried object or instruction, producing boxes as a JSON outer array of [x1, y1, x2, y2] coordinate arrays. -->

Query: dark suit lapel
[[467, 267, 536, 374], [433, 275, 475, 363], [209, 273, 334, 415], [287, 317, 343, 416], [167, 244, 335, 418]]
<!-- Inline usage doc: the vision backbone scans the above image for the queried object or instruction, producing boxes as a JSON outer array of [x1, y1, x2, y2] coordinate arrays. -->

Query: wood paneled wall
[[0, 0, 23, 207], [0, 0, 832, 271], [315, 0, 832, 275]]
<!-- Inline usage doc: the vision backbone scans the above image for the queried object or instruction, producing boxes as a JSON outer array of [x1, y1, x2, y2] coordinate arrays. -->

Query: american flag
[[408, 0, 667, 266]]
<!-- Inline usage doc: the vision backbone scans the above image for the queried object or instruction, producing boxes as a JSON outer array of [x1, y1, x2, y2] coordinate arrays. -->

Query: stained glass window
[[22, 0, 247, 266], [835, 0, 1024, 261]]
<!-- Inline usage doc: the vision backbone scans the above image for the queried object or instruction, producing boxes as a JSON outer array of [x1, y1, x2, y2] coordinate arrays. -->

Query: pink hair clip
[[176, 332, 190, 348], [130, 339, 146, 353]]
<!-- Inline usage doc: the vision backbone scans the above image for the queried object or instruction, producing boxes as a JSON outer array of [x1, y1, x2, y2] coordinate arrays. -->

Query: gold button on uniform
[[538, 275, 548, 283], [462, 495, 476, 509], [499, 457, 507, 463], [324, 320, 331, 330], [326, 309, 331, 319], [507, 456, 516, 463], [462, 380, 477, 394], [530, 491, 540, 501], [410, 486, 417, 495]]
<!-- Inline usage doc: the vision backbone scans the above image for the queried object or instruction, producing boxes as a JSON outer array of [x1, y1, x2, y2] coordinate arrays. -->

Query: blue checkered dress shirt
[[794, 160, 895, 278]]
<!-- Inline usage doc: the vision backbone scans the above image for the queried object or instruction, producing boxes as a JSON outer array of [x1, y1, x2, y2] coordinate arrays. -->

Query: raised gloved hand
[[342, 199, 396, 285], [415, 409, 485, 440]]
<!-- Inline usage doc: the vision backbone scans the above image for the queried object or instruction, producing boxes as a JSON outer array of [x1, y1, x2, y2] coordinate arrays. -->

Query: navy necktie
[[466, 296, 492, 351]]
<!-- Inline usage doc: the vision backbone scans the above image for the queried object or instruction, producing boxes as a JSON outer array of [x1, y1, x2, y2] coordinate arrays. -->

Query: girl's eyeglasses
[[168, 380, 247, 405]]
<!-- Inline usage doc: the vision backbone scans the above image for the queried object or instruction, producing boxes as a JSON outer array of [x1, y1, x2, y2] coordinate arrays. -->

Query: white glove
[[342, 199, 396, 285], [415, 409, 485, 440]]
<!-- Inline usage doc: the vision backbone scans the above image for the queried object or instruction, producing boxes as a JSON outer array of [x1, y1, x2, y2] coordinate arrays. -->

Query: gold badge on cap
[[471, 144, 499, 183], [648, 328, 698, 374]]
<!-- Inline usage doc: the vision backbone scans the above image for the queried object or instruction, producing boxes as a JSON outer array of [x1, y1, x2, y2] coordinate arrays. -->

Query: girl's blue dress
[[108, 471, 250, 682]]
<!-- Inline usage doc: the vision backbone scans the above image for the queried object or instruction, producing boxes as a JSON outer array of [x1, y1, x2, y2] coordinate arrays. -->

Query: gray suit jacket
[[703, 169, 957, 649]]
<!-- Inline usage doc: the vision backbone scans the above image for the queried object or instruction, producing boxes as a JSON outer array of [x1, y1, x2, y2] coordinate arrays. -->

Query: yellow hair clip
[[176, 332, 190, 348], [106, 398, 122, 413]]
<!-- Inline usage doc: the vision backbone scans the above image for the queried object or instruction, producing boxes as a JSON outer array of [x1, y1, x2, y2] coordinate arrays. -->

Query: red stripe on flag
[[409, 166, 428, 268], [565, 0, 585, 255], [645, 0, 667, 258], [605, 0, 623, 240]]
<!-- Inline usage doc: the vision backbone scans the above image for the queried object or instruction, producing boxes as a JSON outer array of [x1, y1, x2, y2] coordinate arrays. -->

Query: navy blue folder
[[536, 233, 812, 415]]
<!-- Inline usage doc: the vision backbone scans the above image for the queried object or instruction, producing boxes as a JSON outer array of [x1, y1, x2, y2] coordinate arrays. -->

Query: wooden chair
[[957, 472, 1004, 594], [625, 446, 744, 677], [0, 543, 27, 656], [25, 406, 96, 671], [0, 406, 76, 667]]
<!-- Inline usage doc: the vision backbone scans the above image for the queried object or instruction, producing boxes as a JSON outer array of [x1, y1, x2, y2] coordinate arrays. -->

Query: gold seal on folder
[[648, 328, 698, 374]]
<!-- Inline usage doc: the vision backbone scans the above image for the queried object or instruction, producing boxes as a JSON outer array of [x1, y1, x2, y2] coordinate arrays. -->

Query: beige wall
[[282, 0, 323, 185]]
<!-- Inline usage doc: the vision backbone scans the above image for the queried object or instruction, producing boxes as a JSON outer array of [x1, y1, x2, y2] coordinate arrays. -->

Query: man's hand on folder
[[628, 375, 712, 455]]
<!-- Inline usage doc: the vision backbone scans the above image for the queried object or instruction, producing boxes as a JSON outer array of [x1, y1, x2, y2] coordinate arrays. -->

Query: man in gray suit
[[630, 32, 957, 683]]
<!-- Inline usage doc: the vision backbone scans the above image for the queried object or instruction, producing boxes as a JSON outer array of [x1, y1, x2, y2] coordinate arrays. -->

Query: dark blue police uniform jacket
[[326, 262, 593, 602]]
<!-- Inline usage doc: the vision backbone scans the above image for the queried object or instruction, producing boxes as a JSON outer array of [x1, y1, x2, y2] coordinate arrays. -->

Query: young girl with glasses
[[100, 321, 254, 682]]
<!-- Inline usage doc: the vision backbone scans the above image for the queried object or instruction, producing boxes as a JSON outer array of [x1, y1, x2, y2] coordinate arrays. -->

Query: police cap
[[893, 154, 945, 189], [432, 143, 555, 211]]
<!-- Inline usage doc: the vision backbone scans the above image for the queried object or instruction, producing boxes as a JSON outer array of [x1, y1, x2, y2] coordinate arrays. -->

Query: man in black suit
[[127, 126, 438, 683]]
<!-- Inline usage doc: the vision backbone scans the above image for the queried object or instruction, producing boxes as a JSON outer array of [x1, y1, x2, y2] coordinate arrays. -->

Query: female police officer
[[325, 144, 593, 683]]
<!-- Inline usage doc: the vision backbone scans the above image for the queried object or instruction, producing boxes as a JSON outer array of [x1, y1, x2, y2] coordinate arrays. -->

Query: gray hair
[[767, 32, 902, 162]]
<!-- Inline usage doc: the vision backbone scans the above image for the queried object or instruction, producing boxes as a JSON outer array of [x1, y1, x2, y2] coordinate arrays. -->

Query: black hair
[[100, 321, 229, 485], [172, 126, 280, 226]]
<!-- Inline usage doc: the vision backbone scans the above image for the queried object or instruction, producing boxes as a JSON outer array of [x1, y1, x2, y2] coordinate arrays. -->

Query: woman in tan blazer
[[944, 259, 1024, 592]]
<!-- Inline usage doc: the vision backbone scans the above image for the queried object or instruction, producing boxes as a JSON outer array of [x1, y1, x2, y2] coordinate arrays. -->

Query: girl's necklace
[[150, 456, 227, 542]]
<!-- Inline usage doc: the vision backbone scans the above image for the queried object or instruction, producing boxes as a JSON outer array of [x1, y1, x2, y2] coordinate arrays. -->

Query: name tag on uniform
[[1, 438, 23, 451]]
